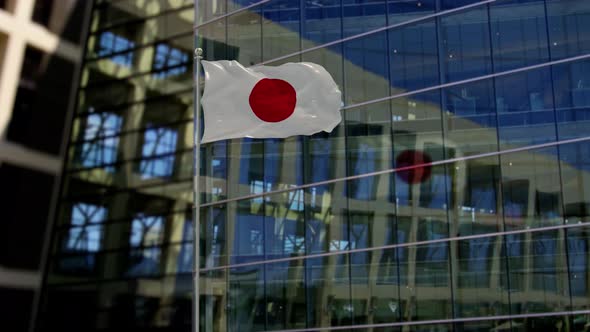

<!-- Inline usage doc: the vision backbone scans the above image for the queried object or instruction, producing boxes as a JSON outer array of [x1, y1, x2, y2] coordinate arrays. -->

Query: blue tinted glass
[[490, 0, 549, 72], [227, 8, 261, 65], [177, 220, 193, 272], [61, 203, 107, 272], [389, 20, 439, 92], [547, 0, 590, 60], [441, 0, 488, 10], [66, 203, 107, 252], [127, 214, 164, 276], [139, 126, 178, 178], [552, 59, 590, 140], [350, 142, 378, 200], [417, 220, 449, 266], [200, 206, 227, 269], [388, 0, 435, 25], [458, 236, 495, 287], [80, 112, 122, 170], [228, 265, 265, 331], [391, 90, 444, 210], [343, 0, 387, 37], [344, 31, 389, 105], [236, 139, 264, 198], [97, 31, 135, 66], [262, 0, 300, 61], [568, 228, 589, 301], [303, 0, 342, 44], [419, 165, 449, 210], [153, 44, 189, 78], [443, 79, 498, 155], [204, 141, 228, 203], [345, 102, 391, 204], [495, 68, 556, 148], [229, 200, 266, 265], [440, 6, 492, 82]]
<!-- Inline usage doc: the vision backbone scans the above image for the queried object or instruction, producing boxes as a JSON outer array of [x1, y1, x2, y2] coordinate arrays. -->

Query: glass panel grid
[[40, 0, 590, 331]]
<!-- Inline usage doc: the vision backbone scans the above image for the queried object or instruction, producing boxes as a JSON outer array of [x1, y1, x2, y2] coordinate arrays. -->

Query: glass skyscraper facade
[[38, 0, 590, 331]]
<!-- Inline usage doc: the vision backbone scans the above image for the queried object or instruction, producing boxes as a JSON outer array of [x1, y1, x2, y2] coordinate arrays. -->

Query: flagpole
[[193, 47, 203, 332]]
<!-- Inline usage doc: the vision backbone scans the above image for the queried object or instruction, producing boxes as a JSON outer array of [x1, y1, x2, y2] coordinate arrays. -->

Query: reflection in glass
[[227, 8, 261, 65], [567, 227, 590, 310], [547, 0, 590, 60], [553, 59, 590, 140], [152, 44, 189, 79], [496, 68, 556, 149], [505, 230, 569, 315], [65, 203, 107, 253], [303, 0, 342, 46], [344, 31, 389, 105], [439, 6, 491, 82], [443, 80, 497, 155], [389, 20, 439, 93], [127, 214, 164, 276], [228, 265, 265, 331], [403, 240, 453, 321], [61, 203, 107, 272], [388, 0, 435, 25], [455, 235, 509, 319], [559, 141, 590, 224], [262, 0, 300, 61], [97, 31, 135, 66], [343, 0, 387, 38], [78, 112, 122, 170], [490, 0, 549, 72], [139, 126, 178, 178], [501, 147, 563, 230]]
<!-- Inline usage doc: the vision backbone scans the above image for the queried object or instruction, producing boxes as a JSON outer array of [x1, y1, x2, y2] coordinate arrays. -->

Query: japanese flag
[[200, 60, 342, 143]]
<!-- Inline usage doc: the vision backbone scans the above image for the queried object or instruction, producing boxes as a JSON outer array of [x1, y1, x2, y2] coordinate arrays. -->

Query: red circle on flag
[[249, 78, 296, 123], [396, 150, 432, 184]]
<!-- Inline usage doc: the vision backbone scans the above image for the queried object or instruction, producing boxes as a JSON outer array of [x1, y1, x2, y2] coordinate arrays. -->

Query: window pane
[[303, 0, 342, 46], [547, 0, 590, 60], [388, 0, 435, 25], [139, 126, 179, 178], [227, 8, 262, 65], [77, 112, 122, 170], [495, 68, 556, 150], [262, 0, 301, 61], [553, 59, 590, 140], [501, 147, 563, 230], [389, 20, 439, 93], [344, 31, 390, 105], [343, 0, 387, 37], [440, 6, 492, 82], [504, 230, 570, 315], [490, 0, 549, 72]]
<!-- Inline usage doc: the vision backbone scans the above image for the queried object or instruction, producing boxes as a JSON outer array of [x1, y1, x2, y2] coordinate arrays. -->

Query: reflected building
[[38, 0, 590, 332]]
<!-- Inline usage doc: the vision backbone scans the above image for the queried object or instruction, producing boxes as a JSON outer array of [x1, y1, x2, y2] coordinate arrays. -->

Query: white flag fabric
[[200, 60, 342, 143]]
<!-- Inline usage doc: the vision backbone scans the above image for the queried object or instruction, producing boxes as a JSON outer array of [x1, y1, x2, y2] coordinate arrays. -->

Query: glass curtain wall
[[38, 0, 590, 332], [195, 0, 590, 331]]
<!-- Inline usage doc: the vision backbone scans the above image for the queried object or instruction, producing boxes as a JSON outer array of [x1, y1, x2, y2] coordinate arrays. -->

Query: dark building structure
[[0, 1, 91, 331]]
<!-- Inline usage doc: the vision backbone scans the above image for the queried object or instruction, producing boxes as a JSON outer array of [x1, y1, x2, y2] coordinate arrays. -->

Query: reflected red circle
[[396, 150, 432, 184], [249, 78, 297, 123]]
